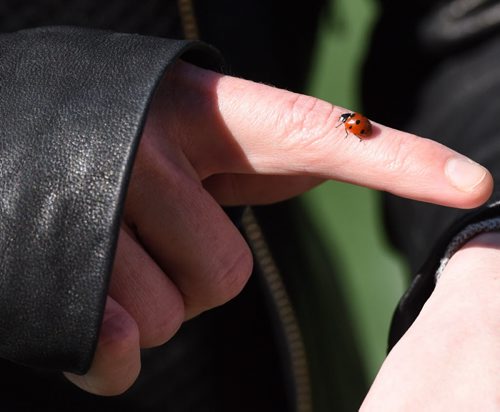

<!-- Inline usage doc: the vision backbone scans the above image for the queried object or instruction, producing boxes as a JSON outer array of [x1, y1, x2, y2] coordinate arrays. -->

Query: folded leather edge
[[0, 26, 222, 374]]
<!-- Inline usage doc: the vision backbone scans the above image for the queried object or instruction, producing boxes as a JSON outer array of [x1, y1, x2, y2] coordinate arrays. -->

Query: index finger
[[160, 62, 493, 209]]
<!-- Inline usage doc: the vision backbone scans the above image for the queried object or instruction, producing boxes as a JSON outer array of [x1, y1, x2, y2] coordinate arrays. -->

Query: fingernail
[[445, 156, 487, 192]]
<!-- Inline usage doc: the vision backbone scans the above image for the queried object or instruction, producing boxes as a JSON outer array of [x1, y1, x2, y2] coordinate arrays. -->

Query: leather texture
[[0, 26, 219, 374]]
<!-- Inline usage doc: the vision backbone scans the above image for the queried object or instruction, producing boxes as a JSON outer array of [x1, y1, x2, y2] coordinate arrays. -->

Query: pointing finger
[[161, 62, 492, 209]]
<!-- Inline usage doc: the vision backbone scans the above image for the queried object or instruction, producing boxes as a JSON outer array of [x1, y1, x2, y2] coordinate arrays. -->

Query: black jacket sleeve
[[0, 26, 220, 374]]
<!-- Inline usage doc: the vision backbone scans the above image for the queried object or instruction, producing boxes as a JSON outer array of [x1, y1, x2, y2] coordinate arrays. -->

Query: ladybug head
[[337, 112, 352, 126]]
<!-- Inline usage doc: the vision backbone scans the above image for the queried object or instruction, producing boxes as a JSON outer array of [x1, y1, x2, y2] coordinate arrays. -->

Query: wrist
[[363, 232, 500, 411], [438, 231, 500, 288], [425, 232, 500, 326]]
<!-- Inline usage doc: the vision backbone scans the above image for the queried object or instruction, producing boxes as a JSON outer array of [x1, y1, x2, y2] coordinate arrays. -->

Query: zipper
[[177, 0, 199, 40], [177, 3, 313, 410], [242, 207, 313, 412]]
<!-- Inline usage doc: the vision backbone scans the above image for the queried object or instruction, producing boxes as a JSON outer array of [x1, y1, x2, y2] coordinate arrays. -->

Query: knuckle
[[182, 233, 254, 319], [142, 291, 184, 348], [206, 243, 254, 308], [279, 93, 339, 150], [380, 132, 420, 175]]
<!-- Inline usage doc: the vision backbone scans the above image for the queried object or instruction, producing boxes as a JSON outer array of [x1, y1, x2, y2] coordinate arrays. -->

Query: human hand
[[361, 232, 500, 411], [65, 61, 493, 395]]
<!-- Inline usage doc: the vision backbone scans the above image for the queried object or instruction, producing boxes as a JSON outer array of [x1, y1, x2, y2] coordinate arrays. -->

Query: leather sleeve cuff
[[0, 26, 221, 373]]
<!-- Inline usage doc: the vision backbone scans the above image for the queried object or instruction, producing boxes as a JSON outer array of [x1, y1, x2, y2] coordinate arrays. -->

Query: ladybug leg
[[344, 130, 348, 139]]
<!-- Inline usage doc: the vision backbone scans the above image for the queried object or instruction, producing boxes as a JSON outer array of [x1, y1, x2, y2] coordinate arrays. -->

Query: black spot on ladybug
[[337, 112, 373, 140]]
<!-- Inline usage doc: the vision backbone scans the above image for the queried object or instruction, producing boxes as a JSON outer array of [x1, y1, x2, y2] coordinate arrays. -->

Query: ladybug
[[337, 112, 372, 140]]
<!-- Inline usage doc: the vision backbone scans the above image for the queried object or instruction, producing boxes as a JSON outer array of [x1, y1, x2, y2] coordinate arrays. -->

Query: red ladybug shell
[[338, 112, 372, 139]]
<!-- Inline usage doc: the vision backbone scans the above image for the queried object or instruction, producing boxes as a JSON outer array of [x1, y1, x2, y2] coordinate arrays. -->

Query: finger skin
[[64, 297, 140, 396], [124, 107, 254, 319], [202, 174, 324, 205], [109, 228, 184, 348], [165, 61, 492, 209]]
